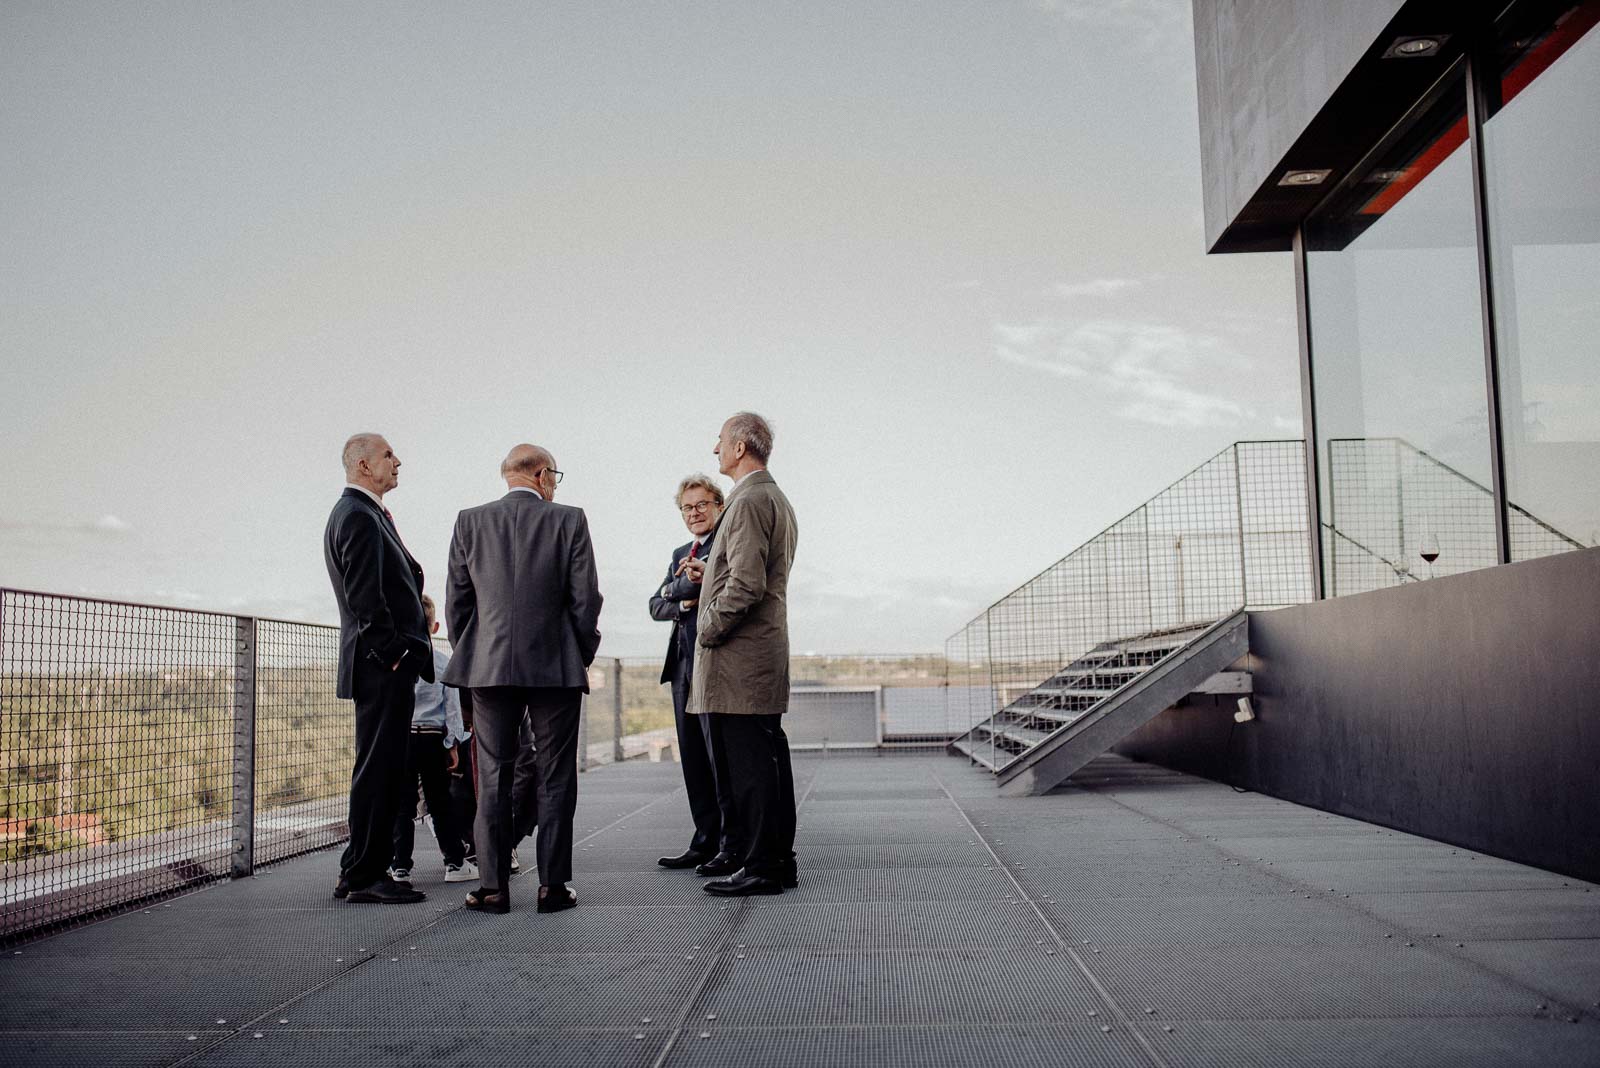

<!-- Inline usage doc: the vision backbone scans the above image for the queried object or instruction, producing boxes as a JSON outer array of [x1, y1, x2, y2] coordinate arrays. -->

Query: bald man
[[323, 432, 432, 904], [443, 445, 603, 914]]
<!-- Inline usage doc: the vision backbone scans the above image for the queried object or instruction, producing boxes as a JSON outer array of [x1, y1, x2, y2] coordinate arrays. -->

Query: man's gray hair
[[341, 433, 384, 476], [675, 473, 726, 508], [725, 411, 774, 464]]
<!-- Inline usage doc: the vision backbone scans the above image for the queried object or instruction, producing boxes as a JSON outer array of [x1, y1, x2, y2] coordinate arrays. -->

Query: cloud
[[0, 514, 133, 537], [1030, 0, 1189, 51], [993, 316, 1257, 428], [1052, 277, 1144, 299]]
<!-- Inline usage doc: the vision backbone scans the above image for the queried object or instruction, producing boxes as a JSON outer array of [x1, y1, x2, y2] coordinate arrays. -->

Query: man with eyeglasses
[[442, 444, 602, 914], [649, 474, 739, 877]]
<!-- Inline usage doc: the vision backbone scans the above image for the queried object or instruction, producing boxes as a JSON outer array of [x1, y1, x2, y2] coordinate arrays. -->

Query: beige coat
[[689, 469, 798, 716]]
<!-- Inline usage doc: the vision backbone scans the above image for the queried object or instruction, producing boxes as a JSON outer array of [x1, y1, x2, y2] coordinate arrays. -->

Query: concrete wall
[[1117, 546, 1600, 882], [1194, 0, 1404, 251]]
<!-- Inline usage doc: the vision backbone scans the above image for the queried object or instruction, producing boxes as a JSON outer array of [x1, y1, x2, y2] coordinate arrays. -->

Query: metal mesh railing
[[944, 441, 1312, 726], [1, 590, 239, 938], [1325, 437, 1584, 596], [253, 620, 351, 865]]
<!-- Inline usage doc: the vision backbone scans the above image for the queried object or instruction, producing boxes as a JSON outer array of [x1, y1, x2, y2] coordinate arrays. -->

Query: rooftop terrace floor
[[4, 753, 1599, 1067]]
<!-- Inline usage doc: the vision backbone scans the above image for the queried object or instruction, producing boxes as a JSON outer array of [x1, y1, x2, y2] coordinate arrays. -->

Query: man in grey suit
[[443, 444, 602, 914], [690, 412, 800, 897]]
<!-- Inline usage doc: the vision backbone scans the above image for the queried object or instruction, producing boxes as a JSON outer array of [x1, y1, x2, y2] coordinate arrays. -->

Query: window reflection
[[1305, 66, 1500, 595], [1484, 1, 1600, 556]]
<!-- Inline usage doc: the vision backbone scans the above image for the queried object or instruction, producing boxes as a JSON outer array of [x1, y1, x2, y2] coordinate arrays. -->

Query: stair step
[[950, 737, 1009, 772], [977, 723, 1051, 748], [1026, 685, 1126, 699]]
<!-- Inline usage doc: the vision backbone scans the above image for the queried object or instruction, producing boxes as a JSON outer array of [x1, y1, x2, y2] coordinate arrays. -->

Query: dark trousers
[[470, 687, 581, 891], [391, 731, 464, 869], [450, 705, 538, 861], [705, 713, 796, 879], [672, 676, 736, 855], [448, 751, 477, 862], [339, 662, 417, 890]]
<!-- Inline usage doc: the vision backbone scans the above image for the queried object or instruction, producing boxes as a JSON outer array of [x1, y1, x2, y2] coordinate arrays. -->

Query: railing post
[[231, 616, 257, 878], [611, 658, 624, 763], [1233, 444, 1249, 609]]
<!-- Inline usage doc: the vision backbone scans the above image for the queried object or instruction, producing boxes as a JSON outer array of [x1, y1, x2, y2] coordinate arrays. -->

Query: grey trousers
[[470, 686, 582, 891]]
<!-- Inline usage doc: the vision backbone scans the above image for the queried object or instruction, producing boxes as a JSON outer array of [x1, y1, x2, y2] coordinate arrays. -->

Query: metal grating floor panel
[[1138, 1017, 1600, 1068], [281, 953, 709, 1030], [659, 1023, 1152, 1068], [692, 947, 1107, 1027], [1084, 939, 1547, 1020], [4, 752, 1597, 1067], [190, 1029, 667, 1068]]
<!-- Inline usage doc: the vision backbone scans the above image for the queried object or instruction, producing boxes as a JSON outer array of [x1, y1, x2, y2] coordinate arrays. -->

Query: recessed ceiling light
[[1383, 35, 1449, 59], [1278, 169, 1332, 187], [1366, 169, 1407, 184]]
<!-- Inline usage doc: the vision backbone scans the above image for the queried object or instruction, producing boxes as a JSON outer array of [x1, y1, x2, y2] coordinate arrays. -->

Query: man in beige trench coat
[[689, 411, 800, 896]]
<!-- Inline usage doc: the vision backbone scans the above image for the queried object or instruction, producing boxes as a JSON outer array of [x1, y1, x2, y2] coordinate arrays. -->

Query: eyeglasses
[[539, 469, 564, 485], [680, 501, 717, 515]]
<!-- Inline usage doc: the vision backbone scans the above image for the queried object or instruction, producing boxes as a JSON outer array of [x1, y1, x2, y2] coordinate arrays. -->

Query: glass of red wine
[[1419, 534, 1440, 579]]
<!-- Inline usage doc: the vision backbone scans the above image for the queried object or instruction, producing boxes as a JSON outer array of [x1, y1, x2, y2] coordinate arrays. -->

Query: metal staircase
[[951, 612, 1248, 795], [944, 436, 1588, 797], [943, 441, 1312, 796]]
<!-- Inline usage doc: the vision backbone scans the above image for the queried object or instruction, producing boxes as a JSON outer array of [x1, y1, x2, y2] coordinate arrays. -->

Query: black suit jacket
[[649, 535, 712, 685], [323, 488, 434, 699]]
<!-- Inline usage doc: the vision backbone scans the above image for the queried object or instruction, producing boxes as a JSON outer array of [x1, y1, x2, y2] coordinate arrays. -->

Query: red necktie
[[689, 541, 700, 560]]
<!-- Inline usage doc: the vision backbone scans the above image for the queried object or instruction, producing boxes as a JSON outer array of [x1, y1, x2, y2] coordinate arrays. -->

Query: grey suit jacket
[[689, 470, 798, 716], [441, 491, 603, 691]]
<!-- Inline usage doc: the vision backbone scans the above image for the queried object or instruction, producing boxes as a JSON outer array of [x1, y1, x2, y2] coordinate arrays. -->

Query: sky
[[0, 0, 1299, 657]]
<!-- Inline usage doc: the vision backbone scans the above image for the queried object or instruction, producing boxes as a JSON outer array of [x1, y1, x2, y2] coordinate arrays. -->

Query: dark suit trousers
[[471, 687, 581, 891], [339, 662, 417, 889], [391, 732, 464, 870], [705, 713, 796, 879], [672, 677, 736, 855]]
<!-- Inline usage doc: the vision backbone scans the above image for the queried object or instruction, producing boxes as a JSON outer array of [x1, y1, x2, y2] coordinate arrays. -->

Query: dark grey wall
[[1194, 0, 1404, 251], [1117, 546, 1600, 882]]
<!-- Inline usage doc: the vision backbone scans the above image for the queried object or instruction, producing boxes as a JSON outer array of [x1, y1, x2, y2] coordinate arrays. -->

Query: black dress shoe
[[537, 884, 578, 913], [703, 869, 783, 896], [781, 858, 798, 889], [694, 852, 740, 877], [337, 874, 412, 898], [464, 886, 510, 914], [658, 849, 713, 870], [345, 879, 426, 904]]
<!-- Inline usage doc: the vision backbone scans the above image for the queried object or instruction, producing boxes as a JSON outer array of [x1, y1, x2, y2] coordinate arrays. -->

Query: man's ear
[[430, 620, 440, 635]]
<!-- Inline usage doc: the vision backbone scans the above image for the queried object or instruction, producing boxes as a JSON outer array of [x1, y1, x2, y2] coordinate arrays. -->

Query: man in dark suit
[[323, 432, 432, 905], [443, 444, 602, 914], [649, 474, 739, 877]]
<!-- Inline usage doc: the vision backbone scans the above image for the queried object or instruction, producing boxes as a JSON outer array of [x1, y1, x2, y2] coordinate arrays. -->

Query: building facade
[[1118, 0, 1600, 881]]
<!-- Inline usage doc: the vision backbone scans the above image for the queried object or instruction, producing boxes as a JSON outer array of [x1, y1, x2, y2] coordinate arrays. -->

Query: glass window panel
[[1305, 66, 1498, 596], [1484, 1, 1600, 558]]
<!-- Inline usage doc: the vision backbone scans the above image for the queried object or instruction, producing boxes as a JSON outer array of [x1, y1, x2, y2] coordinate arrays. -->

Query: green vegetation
[[0, 667, 352, 863]]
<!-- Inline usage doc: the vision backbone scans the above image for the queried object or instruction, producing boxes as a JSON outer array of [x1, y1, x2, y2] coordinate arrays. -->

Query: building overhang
[[1197, 0, 1492, 253]]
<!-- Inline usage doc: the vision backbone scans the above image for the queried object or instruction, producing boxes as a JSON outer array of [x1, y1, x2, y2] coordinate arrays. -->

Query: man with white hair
[[323, 432, 431, 905], [691, 412, 800, 896], [444, 444, 602, 914]]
